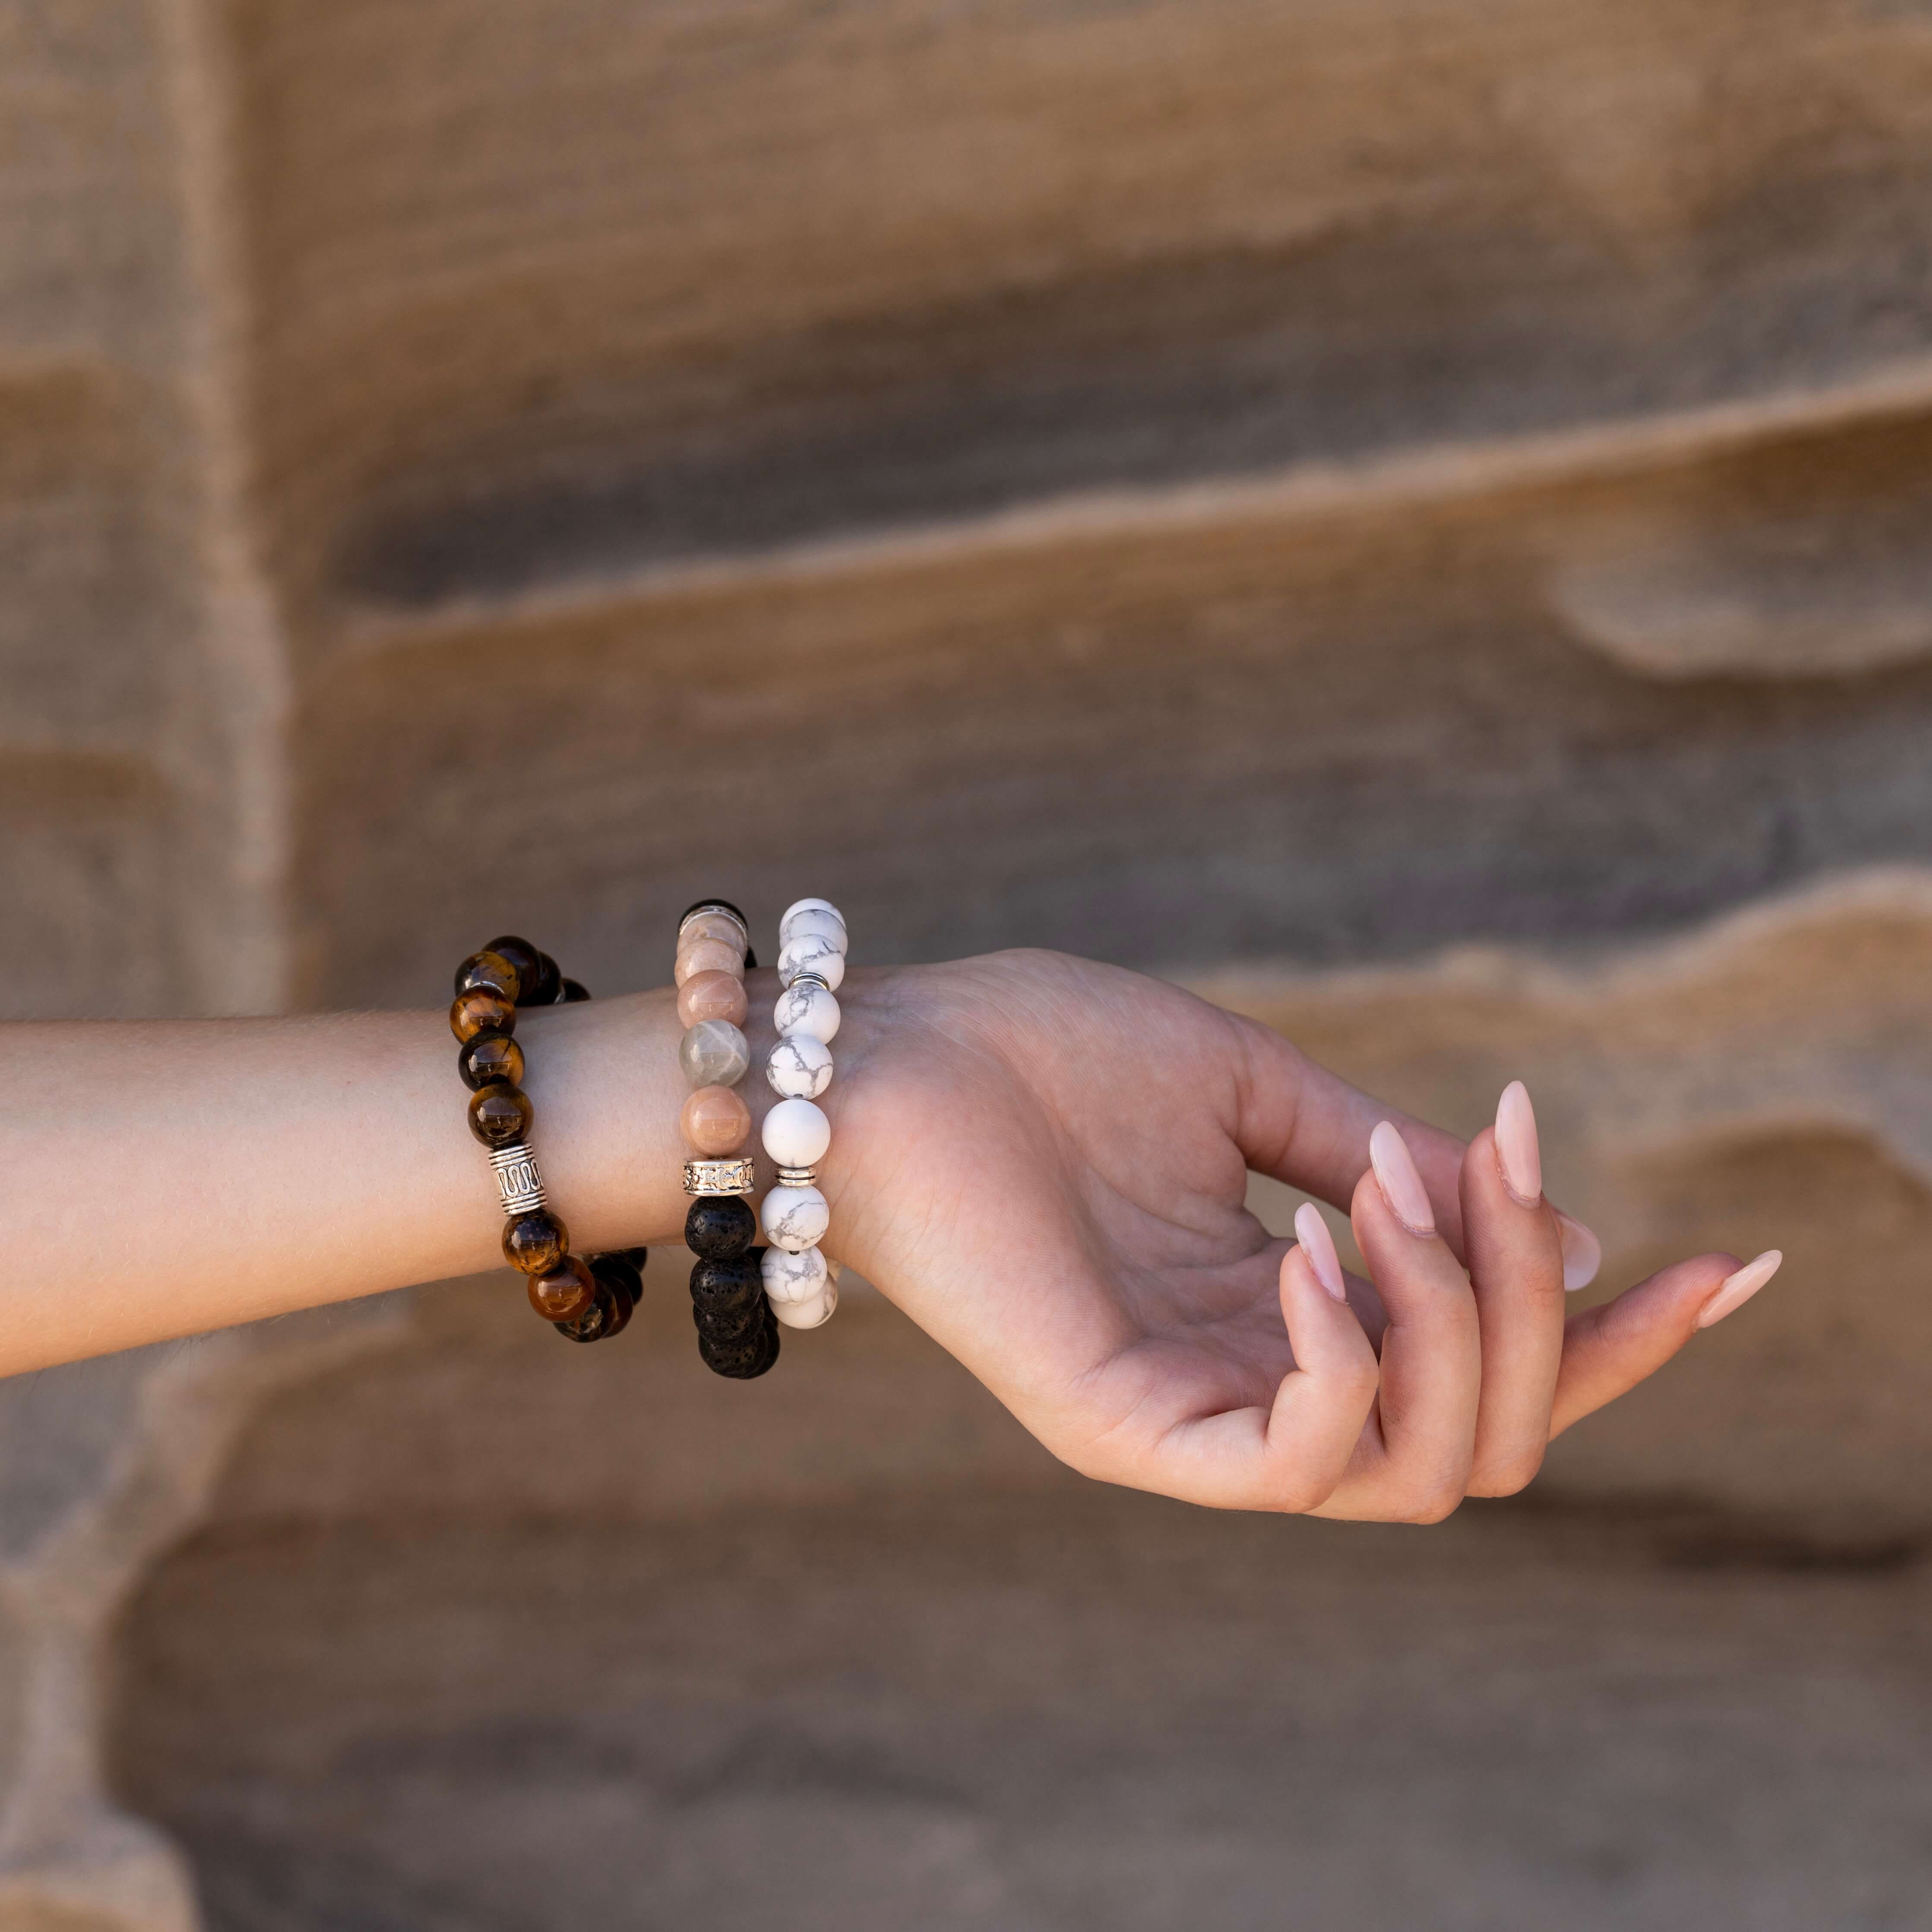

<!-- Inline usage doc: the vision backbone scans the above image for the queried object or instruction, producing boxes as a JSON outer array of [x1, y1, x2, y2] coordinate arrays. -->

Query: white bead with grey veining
[[767, 1031, 832, 1100], [771, 1278, 838, 1329], [780, 898, 846, 946], [761, 1243, 828, 1305], [778, 932, 845, 991], [773, 980, 840, 1042], [763, 1096, 831, 1168], [761, 1184, 830, 1253], [679, 1018, 750, 1089], [778, 906, 847, 952]]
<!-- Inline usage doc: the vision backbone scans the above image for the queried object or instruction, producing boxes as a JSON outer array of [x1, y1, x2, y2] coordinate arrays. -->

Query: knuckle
[[1468, 1447, 1547, 1499], [1401, 1483, 1466, 1526], [1270, 1477, 1333, 1517]]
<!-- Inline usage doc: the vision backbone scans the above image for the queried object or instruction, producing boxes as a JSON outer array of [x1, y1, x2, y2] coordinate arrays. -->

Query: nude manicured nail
[[1555, 1211, 1602, 1293], [1368, 1121, 1436, 1236], [1294, 1203, 1348, 1302], [1696, 1249, 1782, 1330], [1494, 1080, 1542, 1205]]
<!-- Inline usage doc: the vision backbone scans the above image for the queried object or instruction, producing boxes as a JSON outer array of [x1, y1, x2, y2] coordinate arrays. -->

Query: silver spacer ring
[[683, 1156, 756, 1197], [788, 971, 831, 994], [489, 1142, 547, 1215], [775, 1165, 819, 1187]]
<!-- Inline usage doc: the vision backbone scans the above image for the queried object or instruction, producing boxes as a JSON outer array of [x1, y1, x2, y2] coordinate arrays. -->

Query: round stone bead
[[560, 978, 591, 1003], [681, 1083, 751, 1156], [483, 935, 544, 994], [699, 1316, 779, 1379], [467, 1081, 533, 1147], [766, 1032, 832, 1100], [589, 1252, 643, 1307], [679, 909, 748, 952], [778, 905, 846, 952], [503, 1207, 569, 1275], [689, 1253, 764, 1315], [685, 1196, 757, 1258], [779, 898, 845, 944], [558, 1279, 626, 1343], [677, 969, 748, 1029], [762, 1097, 830, 1168], [777, 933, 845, 991], [760, 1243, 827, 1305], [773, 981, 840, 1043], [772, 1279, 838, 1329], [761, 1184, 829, 1253], [450, 986, 516, 1043], [679, 1019, 751, 1089], [458, 1031, 524, 1092], [529, 1254, 596, 1323], [455, 949, 520, 1002], [691, 1292, 764, 1343], [525, 952, 564, 1007], [675, 936, 743, 986]]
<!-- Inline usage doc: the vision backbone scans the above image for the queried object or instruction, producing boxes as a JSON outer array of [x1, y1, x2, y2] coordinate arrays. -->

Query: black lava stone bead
[[685, 1197, 757, 1259], [688, 1253, 763, 1314], [692, 1294, 763, 1343], [700, 1316, 779, 1380]]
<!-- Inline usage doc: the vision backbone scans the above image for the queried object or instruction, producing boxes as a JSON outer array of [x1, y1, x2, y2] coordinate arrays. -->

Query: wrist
[[510, 959, 908, 1268]]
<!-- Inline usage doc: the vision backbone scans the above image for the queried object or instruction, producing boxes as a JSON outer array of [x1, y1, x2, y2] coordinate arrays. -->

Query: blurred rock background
[[6, 0, 1932, 1924]]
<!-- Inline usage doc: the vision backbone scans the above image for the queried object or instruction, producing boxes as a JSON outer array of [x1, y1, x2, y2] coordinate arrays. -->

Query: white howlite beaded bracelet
[[762, 896, 847, 1330]]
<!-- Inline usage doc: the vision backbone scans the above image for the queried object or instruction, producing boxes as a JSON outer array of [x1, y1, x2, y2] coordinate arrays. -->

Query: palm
[[826, 950, 1738, 1515]]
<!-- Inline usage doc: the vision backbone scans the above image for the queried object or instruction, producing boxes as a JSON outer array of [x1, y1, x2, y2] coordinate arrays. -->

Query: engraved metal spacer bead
[[489, 1142, 547, 1215], [775, 1164, 819, 1187], [683, 1156, 756, 1197]]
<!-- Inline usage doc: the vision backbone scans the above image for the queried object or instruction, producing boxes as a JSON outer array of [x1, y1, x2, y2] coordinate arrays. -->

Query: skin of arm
[[4, 952, 1767, 1517]]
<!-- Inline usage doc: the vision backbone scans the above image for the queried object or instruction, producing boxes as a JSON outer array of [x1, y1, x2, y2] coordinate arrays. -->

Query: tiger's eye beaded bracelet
[[675, 899, 780, 1381], [451, 934, 643, 1344], [760, 897, 845, 1330]]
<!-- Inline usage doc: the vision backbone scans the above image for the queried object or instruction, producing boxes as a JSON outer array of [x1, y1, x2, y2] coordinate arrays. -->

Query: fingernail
[[1368, 1121, 1436, 1236], [1555, 1211, 1602, 1293], [1494, 1080, 1542, 1206], [1294, 1203, 1347, 1301], [1696, 1249, 1782, 1330]]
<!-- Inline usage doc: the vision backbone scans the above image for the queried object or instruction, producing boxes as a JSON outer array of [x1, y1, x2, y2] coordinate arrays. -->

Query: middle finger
[[1313, 1121, 1481, 1522]]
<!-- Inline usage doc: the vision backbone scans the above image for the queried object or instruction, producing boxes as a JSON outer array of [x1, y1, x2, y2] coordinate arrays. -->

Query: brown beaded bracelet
[[449, 934, 644, 1344]]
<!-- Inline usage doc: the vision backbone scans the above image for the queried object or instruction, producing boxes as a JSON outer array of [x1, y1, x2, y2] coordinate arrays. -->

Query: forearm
[[2, 989, 701, 1377]]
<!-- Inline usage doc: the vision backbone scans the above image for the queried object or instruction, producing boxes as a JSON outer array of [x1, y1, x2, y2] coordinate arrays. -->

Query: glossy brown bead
[[468, 1081, 533, 1147], [458, 1032, 524, 1092], [450, 985, 516, 1043], [529, 1254, 596, 1322], [455, 949, 521, 1002], [503, 1207, 569, 1275], [525, 951, 563, 1006], [482, 934, 544, 996], [590, 1253, 642, 1305], [594, 1275, 635, 1338], [557, 1281, 622, 1344], [560, 978, 592, 1003]]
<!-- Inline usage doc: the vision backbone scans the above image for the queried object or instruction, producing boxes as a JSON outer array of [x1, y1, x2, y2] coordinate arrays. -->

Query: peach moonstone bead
[[680, 1084, 751, 1156], [675, 935, 743, 986], [680, 910, 746, 951], [677, 969, 748, 1028]]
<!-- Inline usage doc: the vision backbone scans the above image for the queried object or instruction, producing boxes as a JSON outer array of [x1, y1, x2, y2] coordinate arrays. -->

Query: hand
[[825, 951, 1777, 1517]]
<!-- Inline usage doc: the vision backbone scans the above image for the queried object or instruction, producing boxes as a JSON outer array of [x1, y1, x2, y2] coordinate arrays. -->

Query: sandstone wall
[[5, 2, 1932, 1923]]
